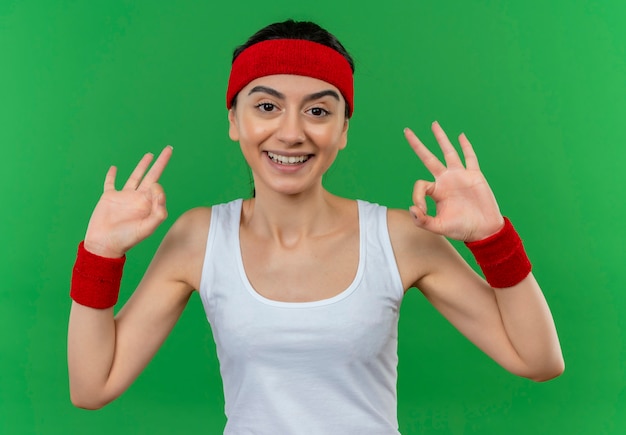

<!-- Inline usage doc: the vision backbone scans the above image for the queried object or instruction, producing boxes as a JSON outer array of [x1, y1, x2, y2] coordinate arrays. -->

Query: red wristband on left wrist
[[464, 218, 532, 288]]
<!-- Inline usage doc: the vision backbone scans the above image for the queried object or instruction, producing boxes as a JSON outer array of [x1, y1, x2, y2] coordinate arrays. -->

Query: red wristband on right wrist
[[70, 241, 126, 309]]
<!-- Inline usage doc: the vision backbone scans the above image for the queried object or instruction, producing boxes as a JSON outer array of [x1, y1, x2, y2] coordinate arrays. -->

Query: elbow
[[70, 397, 103, 411], [532, 362, 565, 383], [526, 357, 565, 383], [70, 393, 106, 410], [71, 401, 104, 411], [505, 350, 565, 382], [69, 385, 113, 410]]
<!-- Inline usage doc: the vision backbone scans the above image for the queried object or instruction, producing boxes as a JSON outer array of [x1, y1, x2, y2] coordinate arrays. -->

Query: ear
[[338, 118, 349, 150], [228, 108, 239, 141]]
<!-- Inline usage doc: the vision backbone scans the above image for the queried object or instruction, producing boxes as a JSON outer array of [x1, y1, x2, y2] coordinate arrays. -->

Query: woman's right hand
[[84, 146, 173, 258]]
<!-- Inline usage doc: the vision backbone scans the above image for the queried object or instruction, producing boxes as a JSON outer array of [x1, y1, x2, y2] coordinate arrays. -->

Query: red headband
[[226, 39, 354, 117]]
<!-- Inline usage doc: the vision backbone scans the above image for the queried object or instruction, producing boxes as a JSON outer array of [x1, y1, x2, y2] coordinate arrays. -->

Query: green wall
[[2, 0, 625, 433]]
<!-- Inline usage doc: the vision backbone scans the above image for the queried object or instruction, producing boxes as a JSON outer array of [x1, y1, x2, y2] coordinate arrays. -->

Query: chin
[[257, 180, 321, 197]]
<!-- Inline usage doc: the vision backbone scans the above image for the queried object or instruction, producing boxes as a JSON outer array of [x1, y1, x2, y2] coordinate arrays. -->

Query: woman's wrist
[[466, 216, 506, 243], [70, 241, 126, 309], [83, 236, 125, 259], [464, 217, 532, 288]]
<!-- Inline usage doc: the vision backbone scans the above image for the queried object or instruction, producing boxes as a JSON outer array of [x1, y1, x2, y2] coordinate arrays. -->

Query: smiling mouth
[[267, 151, 311, 165]]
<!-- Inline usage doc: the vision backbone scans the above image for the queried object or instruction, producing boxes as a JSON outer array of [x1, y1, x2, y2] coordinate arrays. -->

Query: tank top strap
[[198, 199, 243, 306], [357, 200, 404, 300]]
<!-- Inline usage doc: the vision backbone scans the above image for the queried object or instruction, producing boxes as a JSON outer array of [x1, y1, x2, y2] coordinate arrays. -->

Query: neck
[[242, 186, 341, 246]]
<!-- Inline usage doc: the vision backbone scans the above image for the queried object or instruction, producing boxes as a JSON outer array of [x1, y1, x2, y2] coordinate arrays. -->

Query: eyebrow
[[248, 86, 340, 103]]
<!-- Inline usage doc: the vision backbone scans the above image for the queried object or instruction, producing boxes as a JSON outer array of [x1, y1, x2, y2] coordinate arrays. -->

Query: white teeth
[[267, 152, 310, 165]]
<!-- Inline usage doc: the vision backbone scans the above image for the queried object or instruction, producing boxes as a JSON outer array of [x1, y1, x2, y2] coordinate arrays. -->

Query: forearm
[[493, 273, 564, 381], [67, 303, 118, 409], [463, 217, 563, 380], [67, 146, 175, 408]]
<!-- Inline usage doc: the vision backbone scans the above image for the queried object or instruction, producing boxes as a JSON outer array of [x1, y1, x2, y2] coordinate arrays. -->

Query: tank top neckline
[[232, 199, 366, 309]]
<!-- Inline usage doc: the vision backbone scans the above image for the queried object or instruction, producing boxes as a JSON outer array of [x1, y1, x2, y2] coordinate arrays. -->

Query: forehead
[[241, 74, 342, 99]]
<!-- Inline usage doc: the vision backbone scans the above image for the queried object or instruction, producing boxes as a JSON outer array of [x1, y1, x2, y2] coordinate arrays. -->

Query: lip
[[263, 151, 313, 172], [265, 150, 313, 157]]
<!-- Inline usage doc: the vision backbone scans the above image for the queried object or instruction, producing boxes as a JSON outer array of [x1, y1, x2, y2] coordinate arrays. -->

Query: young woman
[[68, 19, 564, 434]]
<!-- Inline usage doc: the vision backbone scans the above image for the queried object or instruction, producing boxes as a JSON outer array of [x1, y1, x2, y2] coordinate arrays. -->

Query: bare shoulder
[[149, 206, 213, 291], [167, 206, 213, 241], [386, 208, 446, 260], [386, 207, 460, 291]]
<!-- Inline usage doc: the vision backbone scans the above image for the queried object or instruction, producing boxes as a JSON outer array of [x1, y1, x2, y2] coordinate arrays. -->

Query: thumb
[[409, 204, 432, 229], [148, 183, 168, 224], [412, 179, 435, 216]]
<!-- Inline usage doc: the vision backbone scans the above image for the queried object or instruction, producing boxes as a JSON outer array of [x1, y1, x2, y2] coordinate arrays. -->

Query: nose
[[276, 110, 305, 146]]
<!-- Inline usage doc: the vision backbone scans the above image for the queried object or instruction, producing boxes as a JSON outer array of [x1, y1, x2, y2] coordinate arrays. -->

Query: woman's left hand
[[404, 121, 504, 242]]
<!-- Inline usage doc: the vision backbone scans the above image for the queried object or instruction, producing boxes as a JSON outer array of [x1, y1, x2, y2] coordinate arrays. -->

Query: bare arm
[[67, 213, 206, 408], [67, 147, 209, 409], [393, 222, 564, 381], [391, 122, 564, 381]]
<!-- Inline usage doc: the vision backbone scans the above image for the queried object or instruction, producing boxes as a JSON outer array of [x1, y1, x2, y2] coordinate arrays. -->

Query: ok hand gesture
[[404, 122, 504, 242], [84, 146, 173, 258]]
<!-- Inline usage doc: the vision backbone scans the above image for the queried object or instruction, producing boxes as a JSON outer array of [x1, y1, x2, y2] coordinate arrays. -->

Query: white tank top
[[199, 199, 405, 434]]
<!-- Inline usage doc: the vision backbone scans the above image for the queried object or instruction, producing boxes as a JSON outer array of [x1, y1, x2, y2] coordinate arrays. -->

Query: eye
[[256, 102, 277, 112], [307, 107, 330, 117]]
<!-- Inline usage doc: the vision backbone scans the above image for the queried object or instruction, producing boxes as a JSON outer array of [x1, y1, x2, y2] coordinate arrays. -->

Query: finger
[[459, 133, 480, 170], [123, 153, 155, 190], [411, 179, 435, 216], [138, 145, 173, 189], [409, 205, 437, 233], [146, 184, 168, 228], [103, 166, 117, 192], [431, 121, 464, 169], [404, 127, 446, 176]]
